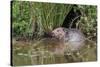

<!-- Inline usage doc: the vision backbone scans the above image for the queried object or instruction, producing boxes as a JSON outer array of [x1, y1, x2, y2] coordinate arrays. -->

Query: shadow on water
[[12, 38, 97, 66]]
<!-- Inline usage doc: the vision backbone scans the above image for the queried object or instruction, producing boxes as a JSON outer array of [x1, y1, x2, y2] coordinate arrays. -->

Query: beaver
[[51, 27, 85, 51]]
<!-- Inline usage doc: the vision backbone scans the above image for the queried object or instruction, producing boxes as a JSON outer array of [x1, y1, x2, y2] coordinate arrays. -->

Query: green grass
[[31, 2, 73, 36]]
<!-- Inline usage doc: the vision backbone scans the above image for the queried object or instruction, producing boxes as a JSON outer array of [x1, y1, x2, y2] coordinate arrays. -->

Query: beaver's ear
[[62, 28, 66, 32]]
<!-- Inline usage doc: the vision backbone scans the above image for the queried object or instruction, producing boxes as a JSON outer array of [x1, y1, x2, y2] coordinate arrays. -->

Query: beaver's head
[[51, 27, 66, 40]]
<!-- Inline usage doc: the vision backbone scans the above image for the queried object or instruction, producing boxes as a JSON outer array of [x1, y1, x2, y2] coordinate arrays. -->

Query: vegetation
[[11, 1, 97, 66], [12, 1, 97, 40]]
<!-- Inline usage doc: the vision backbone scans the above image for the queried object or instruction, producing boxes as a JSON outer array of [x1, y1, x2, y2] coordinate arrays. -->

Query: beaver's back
[[64, 28, 85, 51], [51, 27, 85, 51]]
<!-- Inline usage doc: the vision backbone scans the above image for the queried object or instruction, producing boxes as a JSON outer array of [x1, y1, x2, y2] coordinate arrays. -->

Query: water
[[12, 38, 97, 66]]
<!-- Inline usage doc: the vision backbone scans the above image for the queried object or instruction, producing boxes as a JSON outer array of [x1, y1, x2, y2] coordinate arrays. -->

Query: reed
[[32, 2, 72, 33]]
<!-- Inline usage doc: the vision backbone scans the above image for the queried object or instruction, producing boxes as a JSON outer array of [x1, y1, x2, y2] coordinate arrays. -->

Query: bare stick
[[69, 15, 81, 29]]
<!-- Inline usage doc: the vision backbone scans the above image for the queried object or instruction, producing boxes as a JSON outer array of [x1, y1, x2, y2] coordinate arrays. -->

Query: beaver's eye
[[57, 30, 60, 32]]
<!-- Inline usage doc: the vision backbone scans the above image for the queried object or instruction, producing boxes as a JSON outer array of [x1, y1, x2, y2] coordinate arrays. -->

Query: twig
[[69, 15, 81, 29]]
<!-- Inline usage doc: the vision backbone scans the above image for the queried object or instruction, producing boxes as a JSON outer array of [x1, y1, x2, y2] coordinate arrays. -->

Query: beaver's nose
[[51, 32, 55, 37]]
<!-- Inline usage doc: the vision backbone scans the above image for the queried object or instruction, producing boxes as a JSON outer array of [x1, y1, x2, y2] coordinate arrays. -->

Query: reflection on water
[[12, 38, 97, 66]]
